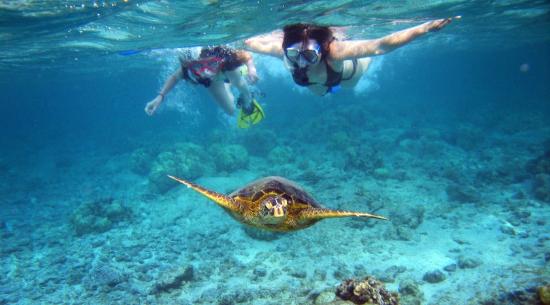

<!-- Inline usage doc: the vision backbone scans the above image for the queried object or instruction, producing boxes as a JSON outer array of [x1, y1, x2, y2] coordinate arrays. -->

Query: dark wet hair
[[180, 45, 243, 75], [282, 23, 334, 60], [199, 46, 236, 59]]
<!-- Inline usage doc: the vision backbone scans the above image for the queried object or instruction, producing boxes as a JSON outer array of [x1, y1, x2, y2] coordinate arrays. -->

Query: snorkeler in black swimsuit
[[283, 27, 359, 95], [245, 19, 454, 96]]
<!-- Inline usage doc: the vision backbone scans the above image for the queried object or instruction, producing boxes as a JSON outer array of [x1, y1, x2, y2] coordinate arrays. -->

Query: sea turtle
[[168, 175, 387, 232]]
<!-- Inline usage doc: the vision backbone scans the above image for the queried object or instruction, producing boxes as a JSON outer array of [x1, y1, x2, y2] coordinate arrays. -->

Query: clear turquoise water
[[1, 1, 549, 305]]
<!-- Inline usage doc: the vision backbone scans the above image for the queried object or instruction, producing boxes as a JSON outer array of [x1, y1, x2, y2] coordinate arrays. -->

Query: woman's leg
[[207, 80, 236, 115], [225, 69, 251, 106]]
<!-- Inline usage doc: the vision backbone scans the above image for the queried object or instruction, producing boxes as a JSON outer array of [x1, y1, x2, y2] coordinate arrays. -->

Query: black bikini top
[[291, 60, 342, 88], [290, 59, 358, 93]]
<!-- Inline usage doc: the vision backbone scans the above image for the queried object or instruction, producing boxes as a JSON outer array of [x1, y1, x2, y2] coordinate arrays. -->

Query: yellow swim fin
[[238, 99, 265, 128]]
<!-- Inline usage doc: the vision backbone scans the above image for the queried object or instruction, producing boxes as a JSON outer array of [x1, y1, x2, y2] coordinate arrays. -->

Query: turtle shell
[[230, 176, 323, 208]]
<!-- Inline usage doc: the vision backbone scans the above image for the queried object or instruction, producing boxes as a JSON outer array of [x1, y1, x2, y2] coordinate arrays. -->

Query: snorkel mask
[[285, 40, 321, 68], [187, 56, 224, 82]]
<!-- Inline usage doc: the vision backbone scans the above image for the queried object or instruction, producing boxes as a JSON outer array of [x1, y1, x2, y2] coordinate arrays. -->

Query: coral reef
[[382, 206, 424, 241], [344, 145, 384, 173], [298, 168, 323, 185], [422, 270, 446, 283], [398, 278, 424, 305], [443, 264, 457, 272], [298, 114, 348, 145], [314, 289, 338, 304], [371, 266, 407, 283], [243, 226, 281, 241], [383, 226, 413, 241], [153, 265, 194, 294], [267, 146, 295, 164], [526, 149, 550, 202], [442, 124, 485, 151], [335, 276, 399, 305], [238, 128, 278, 156], [478, 286, 544, 305], [148, 142, 212, 193], [457, 256, 482, 269], [527, 149, 550, 175], [328, 131, 357, 150], [86, 265, 126, 288], [70, 198, 132, 236], [208, 143, 249, 172], [534, 174, 550, 202], [129, 147, 157, 175], [390, 206, 424, 230], [445, 183, 480, 204], [397, 135, 446, 160]]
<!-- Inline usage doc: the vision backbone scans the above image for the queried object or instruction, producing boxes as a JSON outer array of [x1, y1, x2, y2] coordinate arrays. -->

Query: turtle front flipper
[[300, 208, 388, 221], [168, 175, 241, 213]]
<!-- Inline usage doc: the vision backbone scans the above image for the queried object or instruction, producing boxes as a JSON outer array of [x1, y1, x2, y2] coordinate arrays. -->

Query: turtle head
[[260, 196, 288, 224]]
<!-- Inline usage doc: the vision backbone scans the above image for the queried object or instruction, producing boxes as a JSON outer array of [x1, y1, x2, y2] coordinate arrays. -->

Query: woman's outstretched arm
[[244, 30, 285, 58], [145, 67, 183, 116], [329, 18, 455, 61]]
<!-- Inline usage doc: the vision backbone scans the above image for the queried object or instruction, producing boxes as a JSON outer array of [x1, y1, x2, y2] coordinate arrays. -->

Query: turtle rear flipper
[[300, 208, 388, 221], [168, 175, 241, 213]]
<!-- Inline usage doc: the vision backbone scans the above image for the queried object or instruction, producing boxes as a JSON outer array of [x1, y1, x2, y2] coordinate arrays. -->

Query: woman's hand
[[144, 95, 163, 116], [425, 18, 453, 32]]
